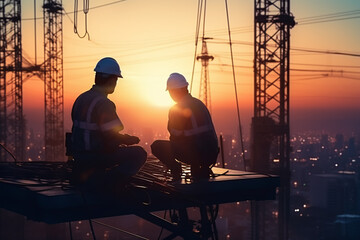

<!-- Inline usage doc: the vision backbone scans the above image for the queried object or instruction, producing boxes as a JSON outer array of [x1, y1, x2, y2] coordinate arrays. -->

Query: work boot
[[171, 169, 182, 182], [191, 165, 211, 181]]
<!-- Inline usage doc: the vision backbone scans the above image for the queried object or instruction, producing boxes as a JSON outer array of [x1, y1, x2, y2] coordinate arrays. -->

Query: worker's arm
[[97, 99, 140, 149], [117, 133, 140, 145], [102, 131, 140, 152]]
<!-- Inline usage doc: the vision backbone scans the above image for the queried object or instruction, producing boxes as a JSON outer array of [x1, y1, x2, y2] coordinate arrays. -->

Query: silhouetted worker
[[70, 57, 146, 185], [151, 73, 219, 181]]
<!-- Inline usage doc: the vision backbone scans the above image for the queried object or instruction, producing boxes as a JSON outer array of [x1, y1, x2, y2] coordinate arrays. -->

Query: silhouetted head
[[94, 57, 122, 94], [95, 73, 118, 94], [166, 73, 189, 102], [169, 87, 189, 102]]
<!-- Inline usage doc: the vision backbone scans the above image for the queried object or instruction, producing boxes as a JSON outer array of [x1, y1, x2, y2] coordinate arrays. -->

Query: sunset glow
[[18, 0, 360, 136]]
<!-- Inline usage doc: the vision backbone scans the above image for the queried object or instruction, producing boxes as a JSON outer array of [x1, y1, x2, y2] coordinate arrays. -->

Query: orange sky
[[21, 0, 360, 135]]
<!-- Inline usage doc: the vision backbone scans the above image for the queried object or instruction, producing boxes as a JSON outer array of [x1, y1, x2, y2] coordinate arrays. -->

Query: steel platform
[[0, 161, 279, 224]]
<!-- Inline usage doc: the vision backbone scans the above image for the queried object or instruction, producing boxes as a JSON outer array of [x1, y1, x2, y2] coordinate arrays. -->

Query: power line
[[292, 48, 360, 58], [298, 9, 360, 21], [291, 68, 360, 75], [299, 15, 360, 25], [297, 9, 360, 25], [291, 62, 360, 69], [208, 38, 360, 58], [22, 0, 127, 21]]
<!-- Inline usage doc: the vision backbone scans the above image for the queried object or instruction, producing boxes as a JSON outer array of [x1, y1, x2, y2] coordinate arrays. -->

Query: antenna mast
[[197, 38, 214, 110]]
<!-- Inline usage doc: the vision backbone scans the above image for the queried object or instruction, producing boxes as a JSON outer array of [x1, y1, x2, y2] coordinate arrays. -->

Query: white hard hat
[[166, 73, 189, 91], [94, 57, 123, 78]]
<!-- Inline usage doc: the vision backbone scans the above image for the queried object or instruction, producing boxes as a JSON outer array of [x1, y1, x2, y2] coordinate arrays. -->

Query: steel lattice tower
[[251, 0, 295, 239], [0, 0, 24, 161], [43, 0, 64, 162], [197, 39, 214, 110]]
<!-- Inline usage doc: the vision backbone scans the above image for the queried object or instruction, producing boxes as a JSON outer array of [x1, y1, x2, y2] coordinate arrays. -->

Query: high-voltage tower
[[0, 0, 24, 161], [197, 38, 214, 110], [251, 0, 295, 240], [43, 0, 64, 161]]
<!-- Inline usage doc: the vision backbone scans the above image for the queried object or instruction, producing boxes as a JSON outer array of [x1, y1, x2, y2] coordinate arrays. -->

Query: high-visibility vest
[[71, 86, 123, 153], [168, 94, 218, 149]]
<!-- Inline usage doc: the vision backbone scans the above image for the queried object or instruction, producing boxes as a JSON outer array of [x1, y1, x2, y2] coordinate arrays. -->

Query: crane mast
[[252, 0, 295, 239]]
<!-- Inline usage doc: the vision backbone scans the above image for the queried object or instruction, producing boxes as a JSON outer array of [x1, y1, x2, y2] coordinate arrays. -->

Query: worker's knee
[[151, 140, 170, 156], [129, 146, 147, 166], [138, 146, 147, 164], [150, 140, 161, 154]]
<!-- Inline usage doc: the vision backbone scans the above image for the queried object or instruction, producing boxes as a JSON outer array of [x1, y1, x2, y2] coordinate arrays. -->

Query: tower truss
[[252, 0, 295, 239], [43, 0, 64, 161], [197, 38, 214, 110], [0, 0, 24, 161]]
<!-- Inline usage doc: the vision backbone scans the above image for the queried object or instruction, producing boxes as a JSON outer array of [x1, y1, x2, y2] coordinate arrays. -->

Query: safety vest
[[71, 86, 123, 153], [168, 94, 218, 147]]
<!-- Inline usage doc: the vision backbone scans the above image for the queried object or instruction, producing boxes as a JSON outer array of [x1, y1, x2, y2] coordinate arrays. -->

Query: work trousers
[[151, 140, 218, 179], [72, 146, 147, 186]]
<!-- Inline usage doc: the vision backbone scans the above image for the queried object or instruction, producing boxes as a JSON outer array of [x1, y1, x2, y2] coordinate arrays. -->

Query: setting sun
[[143, 85, 175, 108]]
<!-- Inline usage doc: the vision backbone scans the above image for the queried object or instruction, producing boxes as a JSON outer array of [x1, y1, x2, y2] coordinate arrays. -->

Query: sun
[[145, 90, 175, 108], [137, 74, 176, 108]]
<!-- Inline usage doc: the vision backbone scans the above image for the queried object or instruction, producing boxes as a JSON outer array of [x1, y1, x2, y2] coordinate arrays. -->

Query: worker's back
[[71, 86, 123, 155]]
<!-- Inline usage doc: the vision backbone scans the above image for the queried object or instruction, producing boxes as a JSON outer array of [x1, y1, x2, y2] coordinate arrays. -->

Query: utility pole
[[0, 0, 24, 161], [43, 0, 64, 162], [251, 0, 295, 240], [197, 38, 214, 110]]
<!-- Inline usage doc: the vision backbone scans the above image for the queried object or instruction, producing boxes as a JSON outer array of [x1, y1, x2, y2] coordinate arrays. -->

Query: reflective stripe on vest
[[73, 120, 99, 130], [100, 118, 123, 131], [169, 124, 213, 137], [169, 106, 213, 137], [84, 96, 104, 150], [184, 124, 212, 136]]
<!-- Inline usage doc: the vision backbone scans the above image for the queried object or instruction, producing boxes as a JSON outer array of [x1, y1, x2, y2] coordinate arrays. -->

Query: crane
[[251, 0, 295, 239]]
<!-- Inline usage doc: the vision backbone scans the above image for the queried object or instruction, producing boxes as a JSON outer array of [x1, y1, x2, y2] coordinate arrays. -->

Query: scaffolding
[[0, 0, 24, 161], [43, 0, 64, 162]]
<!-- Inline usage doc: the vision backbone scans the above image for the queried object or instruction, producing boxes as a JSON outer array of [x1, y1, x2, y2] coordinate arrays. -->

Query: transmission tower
[[43, 0, 64, 162], [251, 0, 295, 240], [197, 38, 214, 110], [0, 0, 24, 161]]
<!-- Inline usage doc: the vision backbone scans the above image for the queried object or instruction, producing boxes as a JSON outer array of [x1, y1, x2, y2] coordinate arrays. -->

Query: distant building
[[321, 134, 329, 149], [326, 214, 360, 240], [309, 173, 359, 216], [335, 133, 344, 150]]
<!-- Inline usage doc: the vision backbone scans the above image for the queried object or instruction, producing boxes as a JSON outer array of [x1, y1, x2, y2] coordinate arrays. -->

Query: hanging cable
[[33, 0, 37, 65], [224, 0, 246, 169], [0, 143, 17, 162], [190, 0, 204, 93], [68, 222, 73, 240], [201, 0, 207, 40], [157, 210, 167, 240], [74, 0, 90, 40], [92, 220, 149, 240], [88, 219, 97, 240]]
